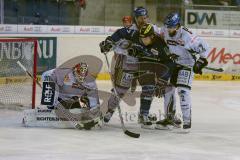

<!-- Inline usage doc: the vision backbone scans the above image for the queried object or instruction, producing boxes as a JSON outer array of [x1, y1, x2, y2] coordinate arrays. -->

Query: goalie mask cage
[[0, 38, 37, 109]]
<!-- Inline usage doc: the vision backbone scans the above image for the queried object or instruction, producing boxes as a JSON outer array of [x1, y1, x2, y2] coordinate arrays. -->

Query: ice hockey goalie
[[23, 62, 102, 130]]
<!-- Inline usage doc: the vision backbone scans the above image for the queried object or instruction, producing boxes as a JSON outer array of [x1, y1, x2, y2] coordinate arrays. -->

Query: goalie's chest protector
[[55, 71, 91, 99]]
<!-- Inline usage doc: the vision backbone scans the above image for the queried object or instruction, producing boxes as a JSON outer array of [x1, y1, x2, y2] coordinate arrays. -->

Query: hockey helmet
[[73, 62, 88, 83], [133, 6, 148, 17], [164, 12, 181, 28], [139, 23, 155, 38]]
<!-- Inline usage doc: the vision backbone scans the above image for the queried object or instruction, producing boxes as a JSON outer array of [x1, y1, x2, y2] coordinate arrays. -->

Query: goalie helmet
[[73, 62, 88, 83]]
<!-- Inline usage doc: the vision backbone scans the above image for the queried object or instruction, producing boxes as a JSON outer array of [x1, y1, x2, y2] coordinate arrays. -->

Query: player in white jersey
[[155, 12, 209, 131], [41, 62, 101, 129]]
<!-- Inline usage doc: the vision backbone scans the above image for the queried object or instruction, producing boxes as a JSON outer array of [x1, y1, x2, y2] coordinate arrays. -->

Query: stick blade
[[218, 68, 224, 72], [124, 130, 140, 138]]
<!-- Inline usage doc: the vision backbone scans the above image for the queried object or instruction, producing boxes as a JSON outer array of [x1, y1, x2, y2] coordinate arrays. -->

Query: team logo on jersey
[[177, 39, 185, 46], [167, 40, 184, 46], [151, 48, 159, 55]]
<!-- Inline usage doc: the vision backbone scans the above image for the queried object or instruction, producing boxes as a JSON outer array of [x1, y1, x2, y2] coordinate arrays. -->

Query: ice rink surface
[[0, 81, 240, 160]]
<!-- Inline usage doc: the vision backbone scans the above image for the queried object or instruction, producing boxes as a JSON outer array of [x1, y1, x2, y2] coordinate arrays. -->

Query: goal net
[[0, 38, 37, 109]]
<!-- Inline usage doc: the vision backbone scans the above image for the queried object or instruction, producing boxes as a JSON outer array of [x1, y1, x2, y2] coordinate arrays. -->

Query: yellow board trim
[[96, 73, 240, 81], [1, 73, 240, 85]]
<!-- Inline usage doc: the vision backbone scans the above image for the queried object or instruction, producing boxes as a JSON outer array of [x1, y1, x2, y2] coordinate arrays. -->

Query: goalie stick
[[104, 54, 140, 138], [17, 61, 86, 130]]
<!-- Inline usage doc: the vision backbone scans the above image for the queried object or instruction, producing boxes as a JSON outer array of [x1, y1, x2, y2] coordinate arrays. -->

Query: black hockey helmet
[[139, 23, 155, 38]]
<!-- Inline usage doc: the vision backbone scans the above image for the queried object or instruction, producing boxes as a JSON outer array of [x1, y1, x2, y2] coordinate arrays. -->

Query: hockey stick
[[16, 61, 85, 129], [125, 54, 224, 73], [204, 66, 223, 72], [17, 61, 42, 88], [104, 54, 140, 138], [177, 63, 224, 72], [125, 42, 225, 73]]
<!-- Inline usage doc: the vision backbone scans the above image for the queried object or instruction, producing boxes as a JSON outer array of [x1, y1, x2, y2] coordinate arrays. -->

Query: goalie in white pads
[[24, 62, 101, 130], [155, 12, 209, 131]]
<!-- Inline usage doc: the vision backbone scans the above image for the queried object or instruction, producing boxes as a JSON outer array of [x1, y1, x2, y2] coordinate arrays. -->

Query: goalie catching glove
[[99, 36, 114, 53], [79, 94, 90, 108], [193, 57, 208, 74]]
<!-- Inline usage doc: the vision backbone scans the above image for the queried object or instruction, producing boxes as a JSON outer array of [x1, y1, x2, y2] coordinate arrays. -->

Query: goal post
[[0, 38, 38, 109]]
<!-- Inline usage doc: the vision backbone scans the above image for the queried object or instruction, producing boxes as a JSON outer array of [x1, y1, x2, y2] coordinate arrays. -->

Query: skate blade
[[171, 128, 190, 134], [141, 124, 154, 130], [155, 124, 173, 130]]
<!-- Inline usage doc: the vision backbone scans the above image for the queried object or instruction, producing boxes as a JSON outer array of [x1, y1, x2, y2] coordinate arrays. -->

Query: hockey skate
[[138, 114, 156, 129], [155, 114, 182, 130], [182, 122, 191, 133], [172, 116, 182, 128], [171, 122, 191, 134], [155, 118, 174, 130]]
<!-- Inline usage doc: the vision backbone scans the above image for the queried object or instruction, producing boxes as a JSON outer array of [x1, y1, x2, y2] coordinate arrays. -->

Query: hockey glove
[[80, 94, 90, 108], [127, 46, 137, 57], [128, 47, 144, 58], [99, 36, 114, 53], [168, 54, 179, 63], [193, 57, 208, 74]]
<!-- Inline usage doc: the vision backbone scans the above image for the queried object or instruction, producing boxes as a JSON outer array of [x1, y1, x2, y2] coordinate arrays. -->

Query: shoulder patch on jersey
[[166, 40, 184, 46]]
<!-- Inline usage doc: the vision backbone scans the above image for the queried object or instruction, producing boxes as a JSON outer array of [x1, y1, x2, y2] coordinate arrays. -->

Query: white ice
[[0, 81, 240, 160]]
